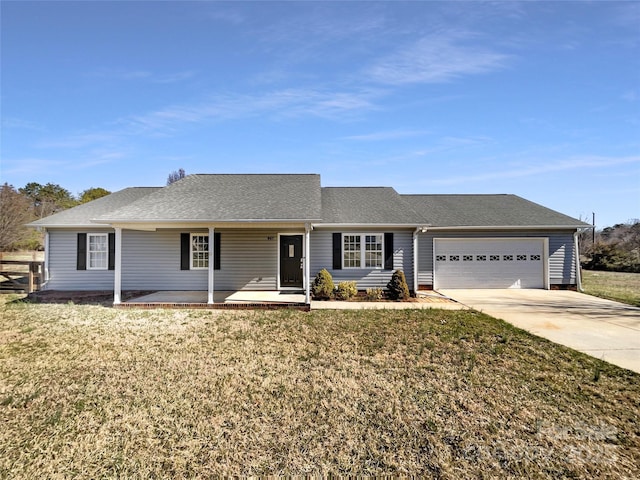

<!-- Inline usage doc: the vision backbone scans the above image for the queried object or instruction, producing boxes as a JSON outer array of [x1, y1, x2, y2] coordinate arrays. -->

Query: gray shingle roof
[[27, 187, 161, 227], [27, 176, 587, 230], [401, 194, 589, 228], [321, 187, 428, 225], [97, 174, 322, 223]]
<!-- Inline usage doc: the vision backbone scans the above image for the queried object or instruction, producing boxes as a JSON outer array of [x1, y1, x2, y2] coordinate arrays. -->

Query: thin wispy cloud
[[122, 88, 381, 134], [1, 117, 44, 131], [33, 88, 382, 154], [2, 157, 68, 176], [4, 150, 128, 176], [344, 129, 431, 142], [429, 155, 640, 186], [206, 9, 245, 25], [86, 68, 195, 84], [368, 33, 510, 85], [37, 132, 121, 149]]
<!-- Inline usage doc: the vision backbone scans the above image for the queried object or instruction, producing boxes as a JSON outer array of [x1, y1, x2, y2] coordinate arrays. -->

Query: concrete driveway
[[439, 289, 640, 374]]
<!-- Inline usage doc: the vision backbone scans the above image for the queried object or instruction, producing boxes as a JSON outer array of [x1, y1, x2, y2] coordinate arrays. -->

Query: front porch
[[119, 290, 309, 310]]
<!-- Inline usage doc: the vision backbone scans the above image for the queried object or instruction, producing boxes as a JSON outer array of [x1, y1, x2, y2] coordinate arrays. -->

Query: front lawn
[[582, 270, 640, 306], [1, 296, 638, 478]]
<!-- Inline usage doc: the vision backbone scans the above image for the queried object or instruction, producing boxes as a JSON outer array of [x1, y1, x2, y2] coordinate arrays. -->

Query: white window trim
[[190, 233, 209, 270], [87, 233, 108, 270], [342, 233, 384, 269]]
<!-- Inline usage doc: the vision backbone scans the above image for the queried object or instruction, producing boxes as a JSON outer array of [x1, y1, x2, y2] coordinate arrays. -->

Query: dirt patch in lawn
[[21, 290, 156, 306]]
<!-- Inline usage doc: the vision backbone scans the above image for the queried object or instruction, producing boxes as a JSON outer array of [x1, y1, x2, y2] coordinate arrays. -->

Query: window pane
[[88, 234, 108, 269], [364, 234, 383, 268], [343, 235, 361, 268], [191, 235, 209, 268]]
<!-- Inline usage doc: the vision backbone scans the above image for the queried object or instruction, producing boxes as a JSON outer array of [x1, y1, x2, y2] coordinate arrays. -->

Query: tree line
[[1, 169, 187, 251], [579, 220, 640, 273], [0, 182, 111, 250]]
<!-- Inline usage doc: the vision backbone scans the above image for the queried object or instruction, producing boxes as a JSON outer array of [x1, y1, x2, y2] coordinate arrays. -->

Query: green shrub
[[365, 287, 384, 301], [311, 268, 335, 299], [386, 270, 410, 300], [336, 281, 358, 300]]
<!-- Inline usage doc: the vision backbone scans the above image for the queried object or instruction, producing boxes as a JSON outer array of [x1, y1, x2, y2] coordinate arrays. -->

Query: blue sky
[[1, 1, 639, 228]]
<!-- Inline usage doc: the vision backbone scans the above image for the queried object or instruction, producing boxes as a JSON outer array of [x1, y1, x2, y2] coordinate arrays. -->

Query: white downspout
[[43, 228, 50, 287], [113, 227, 122, 304], [208, 227, 215, 304], [413, 227, 420, 294], [574, 231, 583, 292], [305, 223, 312, 304]]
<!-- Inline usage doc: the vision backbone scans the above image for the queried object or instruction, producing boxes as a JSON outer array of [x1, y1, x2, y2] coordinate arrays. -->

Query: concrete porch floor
[[126, 290, 307, 305]]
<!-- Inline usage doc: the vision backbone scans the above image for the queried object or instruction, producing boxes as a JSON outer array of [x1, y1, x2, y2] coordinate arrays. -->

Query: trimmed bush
[[365, 287, 384, 301], [386, 270, 410, 300], [311, 268, 335, 300], [336, 281, 358, 300]]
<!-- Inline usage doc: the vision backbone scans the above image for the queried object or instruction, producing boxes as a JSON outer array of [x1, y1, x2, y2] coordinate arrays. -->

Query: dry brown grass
[[1, 295, 639, 478], [582, 270, 640, 306]]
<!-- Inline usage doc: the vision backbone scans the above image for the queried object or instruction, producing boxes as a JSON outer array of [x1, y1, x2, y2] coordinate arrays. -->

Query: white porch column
[[413, 228, 419, 294], [305, 224, 311, 304], [208, 227, 215, 304], [113, 227, 122, 305]]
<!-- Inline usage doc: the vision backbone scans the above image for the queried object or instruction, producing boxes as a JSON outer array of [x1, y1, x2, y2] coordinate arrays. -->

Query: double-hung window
[[87, 233, 108, 270], [191, 234, 209, 269], [343, 233, 383, 269]]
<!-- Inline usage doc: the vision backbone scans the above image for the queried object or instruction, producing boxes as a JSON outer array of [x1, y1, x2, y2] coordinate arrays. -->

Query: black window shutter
[[384, 232, 394, 270], [214, 232, 221, 270], [77, 233, 87, 270], [332, 232, 342, 270], [108, 233, 115, 270], [180, 233, 190, 270]]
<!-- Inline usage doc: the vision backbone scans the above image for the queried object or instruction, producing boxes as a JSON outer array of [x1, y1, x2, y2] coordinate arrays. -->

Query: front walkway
[[130, 291, 306, 304], [123, 291, 308, 310], [124, 290, 466, 311]]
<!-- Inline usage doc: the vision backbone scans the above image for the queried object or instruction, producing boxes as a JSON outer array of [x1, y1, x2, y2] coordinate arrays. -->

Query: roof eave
[[93, 218, 323, 224], [426, 225, 588, 230], [27, 222, 112, 228], [313, 223, 426, 229]]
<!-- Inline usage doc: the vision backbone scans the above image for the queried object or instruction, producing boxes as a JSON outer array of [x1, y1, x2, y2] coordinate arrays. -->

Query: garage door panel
[[434, 239, 545, 289]]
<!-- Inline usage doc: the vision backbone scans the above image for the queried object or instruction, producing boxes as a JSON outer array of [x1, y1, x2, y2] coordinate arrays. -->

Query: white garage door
[[434, 238, 546, 289]]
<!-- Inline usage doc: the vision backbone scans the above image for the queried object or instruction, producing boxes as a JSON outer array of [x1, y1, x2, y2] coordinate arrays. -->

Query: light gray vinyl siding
[[121, 230, 206, 291], [310, 229, 414, 290], [548, 234, 578, 284], [417, 231, 576, 287], [215, 229, 278, 290], [121, 229, 279, 291], [46, 229, 114, 290]]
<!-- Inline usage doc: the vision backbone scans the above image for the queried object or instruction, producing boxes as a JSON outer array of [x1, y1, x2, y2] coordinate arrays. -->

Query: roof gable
[[97, 174, 322, 223], [27, 187, 160, 227], [321, 187, 428, 225]]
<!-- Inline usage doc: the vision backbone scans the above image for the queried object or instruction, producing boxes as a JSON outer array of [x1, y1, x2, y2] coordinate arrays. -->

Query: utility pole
[[592, 212, 596, 245]]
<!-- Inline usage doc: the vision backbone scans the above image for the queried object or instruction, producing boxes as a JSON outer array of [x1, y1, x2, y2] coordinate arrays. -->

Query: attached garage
[[433, 238, 548, 289]]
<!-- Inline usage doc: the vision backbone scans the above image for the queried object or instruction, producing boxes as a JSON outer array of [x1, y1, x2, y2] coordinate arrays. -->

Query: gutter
[[425, 225, 591, 231]]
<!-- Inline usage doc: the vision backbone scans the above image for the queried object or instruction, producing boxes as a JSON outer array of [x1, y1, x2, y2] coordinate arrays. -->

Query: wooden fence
[[0, 259, 44, 293]]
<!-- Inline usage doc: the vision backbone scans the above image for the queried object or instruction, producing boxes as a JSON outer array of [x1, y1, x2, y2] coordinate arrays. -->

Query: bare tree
[[0, 183, 34, 250], [167, 168, 186, 185]]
